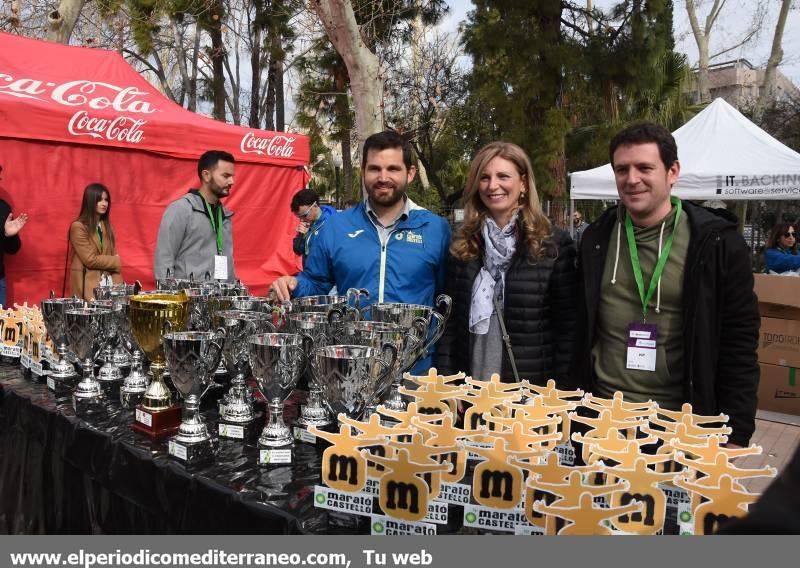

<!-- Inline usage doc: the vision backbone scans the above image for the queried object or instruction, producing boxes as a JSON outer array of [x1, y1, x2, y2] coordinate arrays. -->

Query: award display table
[[0, 365, 327, 534]]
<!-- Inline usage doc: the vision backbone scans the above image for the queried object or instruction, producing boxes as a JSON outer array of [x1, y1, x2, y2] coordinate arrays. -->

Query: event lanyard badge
[[203, 200, 228, 280], [624, 197, 682, 373]]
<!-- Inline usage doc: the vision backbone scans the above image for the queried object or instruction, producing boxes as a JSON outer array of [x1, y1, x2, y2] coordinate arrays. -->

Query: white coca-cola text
[[240, 133, 296, 158], [0, 74, 157, 114], [68, 111, 146, 144]]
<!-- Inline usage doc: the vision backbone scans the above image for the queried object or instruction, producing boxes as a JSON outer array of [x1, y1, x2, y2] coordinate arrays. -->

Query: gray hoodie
[[154, 191, 236, 282]]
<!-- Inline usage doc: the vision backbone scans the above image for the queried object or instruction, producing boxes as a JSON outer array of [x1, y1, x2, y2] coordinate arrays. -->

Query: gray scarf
[[469, 215, 518, 334]]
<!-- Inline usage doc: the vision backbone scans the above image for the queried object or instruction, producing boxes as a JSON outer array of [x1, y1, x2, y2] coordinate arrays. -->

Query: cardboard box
[[758, 317, 800, 368], [758, 363, 800, 416], [754, 273, 800, 320]]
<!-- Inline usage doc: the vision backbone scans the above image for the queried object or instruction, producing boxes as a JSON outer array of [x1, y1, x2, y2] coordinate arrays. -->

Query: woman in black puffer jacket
[[434, 142, 577, 385]]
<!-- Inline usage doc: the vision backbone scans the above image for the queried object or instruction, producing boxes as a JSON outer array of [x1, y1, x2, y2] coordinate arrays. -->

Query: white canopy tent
[[569, 97, 800, 202]]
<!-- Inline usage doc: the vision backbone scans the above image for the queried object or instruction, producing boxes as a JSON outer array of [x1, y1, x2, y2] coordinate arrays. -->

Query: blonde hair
[[451, 142, 553, 261]]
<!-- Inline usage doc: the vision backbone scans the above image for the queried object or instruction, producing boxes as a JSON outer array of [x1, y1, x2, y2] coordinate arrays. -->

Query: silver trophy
[[162, 329, 225, 466], [291, 288, 368, 321], [89, 299, 126, 398], [286, 310, 344, 431], [339, 319, 427, 414], [41, 294, 81, 390], [118, 299, 149, 409], [94, 282, 138, 370], [215, 309, 275, 441], [367, 294, 453, 410], [64, 306, 112, 415], [249, 333, 307, 453], [310, 344, 398, 422]]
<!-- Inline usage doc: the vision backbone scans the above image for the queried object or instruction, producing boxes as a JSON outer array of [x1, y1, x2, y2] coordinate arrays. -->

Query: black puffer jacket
[[434, 226, 577, 384], [570, 202, 760, 446]]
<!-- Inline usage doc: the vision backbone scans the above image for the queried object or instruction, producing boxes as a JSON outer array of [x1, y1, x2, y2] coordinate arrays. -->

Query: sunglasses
[[784, 231, 796, 238], [296, 203, 317, 219]]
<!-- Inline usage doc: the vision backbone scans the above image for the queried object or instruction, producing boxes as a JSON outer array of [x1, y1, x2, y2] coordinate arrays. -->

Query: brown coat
[[69, 221, 122, 300]]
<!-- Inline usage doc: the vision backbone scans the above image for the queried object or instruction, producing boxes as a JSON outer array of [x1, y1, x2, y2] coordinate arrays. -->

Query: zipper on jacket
[[682, 230, 716, 402], [379, 241, 388, 303]]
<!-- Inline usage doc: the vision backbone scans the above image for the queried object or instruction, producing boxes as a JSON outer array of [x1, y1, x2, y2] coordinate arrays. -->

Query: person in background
[[434, 142, 577, 385], [0, 165, 28, 307], [573, 209, 589, 246], [154, 150, 236, 282], [290, 188, 336, 267], [68, 183, 122, 301], [764, 223, 800, 273]]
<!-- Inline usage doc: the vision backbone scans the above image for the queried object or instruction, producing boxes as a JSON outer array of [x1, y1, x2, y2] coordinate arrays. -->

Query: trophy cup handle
[[378, 341, 398, 380], [293, 344, 310, 383], [345, 287, 369, 310], [206, 327, 226, 374], [327, 307, 344, 325], [162, 319, 174, 336], [342, 306, 361, 322], [436, 293, 453, 322], [301, 332, 316, 356], [49, 290, 56, 299], [133, 280, 142, 295]]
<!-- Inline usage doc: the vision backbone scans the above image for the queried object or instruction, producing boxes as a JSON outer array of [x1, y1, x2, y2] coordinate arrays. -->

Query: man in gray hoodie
[[154, 150, 237, 282]]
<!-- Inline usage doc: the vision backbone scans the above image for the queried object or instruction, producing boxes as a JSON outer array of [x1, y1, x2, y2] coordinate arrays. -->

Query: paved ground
[[739, 410, 800, 493]]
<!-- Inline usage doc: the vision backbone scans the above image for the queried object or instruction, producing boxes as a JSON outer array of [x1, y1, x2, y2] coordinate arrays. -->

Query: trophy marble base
[[73, 394, 107, 416], [218, 417, 262, 444], [131, 405, 182, 439], [168, 437, 215, 467], [120, 388, 146, 409], [46, 374, 76, 396], [97, 377, 123, 401]]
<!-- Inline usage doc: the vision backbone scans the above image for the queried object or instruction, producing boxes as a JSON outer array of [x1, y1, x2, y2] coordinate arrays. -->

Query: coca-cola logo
[[68, 110, 146, 143], [240, 132, 296, 158], [0, 74, 157, 114]]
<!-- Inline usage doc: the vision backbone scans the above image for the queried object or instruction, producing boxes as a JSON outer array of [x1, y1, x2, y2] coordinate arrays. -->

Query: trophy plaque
[[129, 293, 189, 439]]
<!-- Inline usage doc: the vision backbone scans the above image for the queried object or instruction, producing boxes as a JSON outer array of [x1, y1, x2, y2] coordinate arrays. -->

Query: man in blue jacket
[[271, 130, 450, 317], [290, 188, 337, 268]]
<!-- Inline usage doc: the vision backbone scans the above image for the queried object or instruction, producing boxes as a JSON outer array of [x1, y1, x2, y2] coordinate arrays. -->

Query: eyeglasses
[[296, 203, 317, 219], [784, 232, 796, 238]]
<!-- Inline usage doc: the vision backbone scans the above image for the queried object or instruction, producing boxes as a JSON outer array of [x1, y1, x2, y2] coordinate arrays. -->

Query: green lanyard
[[624, 196, 682, 322], [96, 224, 103, 249], [203, 200, 224, 255]]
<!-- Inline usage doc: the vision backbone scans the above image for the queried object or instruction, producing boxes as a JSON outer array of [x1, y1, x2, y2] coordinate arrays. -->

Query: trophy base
[[97, 377, 123, 400], [168, 437, 216, 467], [120, 388, 146, 409], [291, 421, 334, 446], [73, 394, 107, 416], [131, 405, 182, 440], [218, 416, 262, 443], [46, 374, 75, 396]]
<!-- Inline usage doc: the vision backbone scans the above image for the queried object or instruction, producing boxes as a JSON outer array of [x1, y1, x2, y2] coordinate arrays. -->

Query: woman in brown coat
[[69, 183, 122, 300]]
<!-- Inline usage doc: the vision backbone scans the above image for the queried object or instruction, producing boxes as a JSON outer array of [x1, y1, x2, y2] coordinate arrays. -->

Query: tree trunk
[[264, 54, 276, 130], [249, 13, 263, 128], [46, 0, 86, 44], [188, 22, 201, 112], [695, 34, 711, 103], [311, 0, 384, 151], [341, 132, 353, 203], [208, 3, 226, 121], [171, 16, 192, 107], [754, 0, 792, 121], [686, 0, 724, 104], [275, 59, 285, 132]]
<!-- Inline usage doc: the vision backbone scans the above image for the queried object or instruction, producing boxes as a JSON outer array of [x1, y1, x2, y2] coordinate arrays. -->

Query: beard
[[367, 180, 406, 208], [209, 178, 231, 198]]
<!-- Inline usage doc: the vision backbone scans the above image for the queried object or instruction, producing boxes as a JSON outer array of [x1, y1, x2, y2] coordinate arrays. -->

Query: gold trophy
[[129, 293, 189, 439]]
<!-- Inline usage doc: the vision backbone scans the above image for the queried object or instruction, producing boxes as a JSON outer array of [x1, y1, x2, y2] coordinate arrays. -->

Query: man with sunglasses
[[290, 188, 336, 267], [571, 123, 760, 448]]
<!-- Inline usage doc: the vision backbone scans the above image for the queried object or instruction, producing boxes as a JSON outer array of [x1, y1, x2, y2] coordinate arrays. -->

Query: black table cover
[[0, 364, 330, 534]]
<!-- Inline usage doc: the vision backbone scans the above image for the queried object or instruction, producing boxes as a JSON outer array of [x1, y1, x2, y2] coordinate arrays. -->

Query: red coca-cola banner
[[0, 32, 310, 166], [0, 32, 309, 305]]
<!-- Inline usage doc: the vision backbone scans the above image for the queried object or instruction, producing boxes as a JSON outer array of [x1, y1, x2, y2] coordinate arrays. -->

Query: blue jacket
[[293, 204, 337, 263], [765, 247, 800, 273], [294, 201, 451, 372], [294, 201, 450, 305]]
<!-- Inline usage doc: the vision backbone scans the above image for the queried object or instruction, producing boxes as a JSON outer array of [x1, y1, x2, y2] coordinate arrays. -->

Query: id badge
[[214, 255, 229, 280], [626, 323, 658, 372]]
